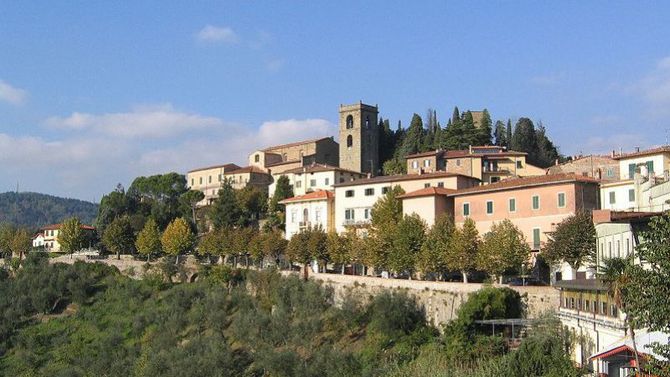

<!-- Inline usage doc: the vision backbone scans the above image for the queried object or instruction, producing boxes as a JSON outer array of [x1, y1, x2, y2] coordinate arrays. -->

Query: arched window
[[346, 115, 354, 129], [254, 154, 260, 163], [303, 208, 309, 223], [347, 135, 353, 149], [365, 116, 369, 128]]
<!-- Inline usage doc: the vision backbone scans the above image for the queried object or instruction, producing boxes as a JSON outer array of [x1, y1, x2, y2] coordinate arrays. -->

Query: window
[[608, 241, 612, 258], [208, 176, 212, 183], [191, 178, 194, 186], [346, 135, 353, 149], [585, 300, 590, 312], [490, 177, 500, 183], [412, 161, 419, 169], [364, 208, 370, 219], [254, 154, 260, 163], [516, 160, 523, 169], [570, 298, 575, 309], [532, 195, 540, 210], [437, 182, 444, 188], [365, 116, 370, 128], [456, 159, 461, 167], [310, 179, 316, 187], [533, 228, 541, 249], [557, 192, 566, 208], [291, 210, 297, 223], [424, 183, 431, 188], [218, 174, 222, 181], [315, 208, 321, 223], [611, 304, 618, 317], [302, 208, 309, 223], [626, 238, 630, 255], [340, 178, 345, 183], [609, 191, 616, 204], [345, 190, 354, 197], [646, 160, 654, 175], [382, 187, 390, 194], [509, 198, 516, 212], [486, 200, 494, 214], [325, 178, 330, 186], [199, 177, 203, 185], [463, 203, 470, 216], [629, 189, 635, 202], [628, 163, 636, 179], [296, 181, 302, 188], [607, 168, 614, 177], [345, 209, 354, 220], [424, 159, 431, 167], [346, 115, 354, 129], [601, 302, 607, 315], [365, 188, 374, 196], [617, 240, 621, 258]]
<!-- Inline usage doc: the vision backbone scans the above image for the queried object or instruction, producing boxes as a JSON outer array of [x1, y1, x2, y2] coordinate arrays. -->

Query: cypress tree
[[476, 109, 493, 145], [494, 120, 506, 146], [398, 114, 424, 157], [511, 118, 538, 164], [506, 119, 513, 148]]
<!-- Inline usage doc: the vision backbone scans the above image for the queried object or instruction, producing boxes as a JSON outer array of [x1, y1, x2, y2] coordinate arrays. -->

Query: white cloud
[[633, 56, 670, 118], [196, 25, 239, 44], [0, 80, 27, 105], [44, 104, 223, 138], [256, 118, 337, 146]]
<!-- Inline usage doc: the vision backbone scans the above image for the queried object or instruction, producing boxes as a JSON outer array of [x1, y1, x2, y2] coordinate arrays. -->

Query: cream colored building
[[280, 190, 335, 239], [333, 172, 479, 234], [405, 146, 545, 184], [34, 223, 96, 252], [248, 137, 339, 175], [268, 163, 366, 198], [613, 146, 670, 180], [398, 187, 455, 228], [187, 163, 271, 206]]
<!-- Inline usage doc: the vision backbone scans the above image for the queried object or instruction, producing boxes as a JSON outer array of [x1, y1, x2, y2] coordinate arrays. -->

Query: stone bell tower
[[338, 102, 379, 175]]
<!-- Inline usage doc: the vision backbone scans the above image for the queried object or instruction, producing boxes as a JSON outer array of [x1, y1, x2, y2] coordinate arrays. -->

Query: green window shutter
[[558, 193, 565, 207], [629, 189, 635, 202], [486, 201, 493, 214], [629, 163, 636, 179], [609, 191, 616, 204], [463, 203, 470, 216], [532, 195, 540, 210], [533, 228, 541, 249], [646, 161, 654, 174], [509, 198, 516, 212]]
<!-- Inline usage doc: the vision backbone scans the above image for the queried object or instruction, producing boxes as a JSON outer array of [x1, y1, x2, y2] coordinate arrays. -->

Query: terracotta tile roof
[[40, 224, 96, 231], [260, 137, 334, 152], [278, 190, 334, 204], [333, 171, 479, 188], [449, 173, 599, 196], [397, 187, 456, 199], [612, 146, 670, 160], [280, 163, 365, 176], [187, 163, 241, 174], [225, 165, 268, 175]]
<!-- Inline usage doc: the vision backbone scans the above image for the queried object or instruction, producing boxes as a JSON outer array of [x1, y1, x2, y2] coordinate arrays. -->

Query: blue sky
[[0, 1, 669, 201]]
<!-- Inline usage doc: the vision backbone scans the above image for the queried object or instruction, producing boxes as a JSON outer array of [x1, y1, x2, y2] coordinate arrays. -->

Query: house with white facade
[[268, 163, 366, 198], [279, 190, 335, 239]]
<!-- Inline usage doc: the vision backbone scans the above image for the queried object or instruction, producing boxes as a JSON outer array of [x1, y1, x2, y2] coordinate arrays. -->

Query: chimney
[[611, 150, 615, 158], [366, 172, 371, 179], [469, 145, 472, 154], [555, 158, 559, 166], [635, 146, 640, 153]]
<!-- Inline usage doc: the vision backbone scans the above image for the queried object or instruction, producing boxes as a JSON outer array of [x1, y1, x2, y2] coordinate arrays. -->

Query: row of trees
[[0, 223, 32, 261], [379, 107, 562, 175]]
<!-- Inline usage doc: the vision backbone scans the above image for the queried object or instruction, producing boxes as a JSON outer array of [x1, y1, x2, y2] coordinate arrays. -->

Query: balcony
[[299, 221, 311, 229], [557, 308, 625, 331], [482, 166, 510, 174], [343, 219, 371, 227]]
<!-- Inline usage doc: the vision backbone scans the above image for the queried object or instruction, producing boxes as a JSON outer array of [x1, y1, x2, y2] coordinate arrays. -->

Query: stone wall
[[302, 272, 559, 328]]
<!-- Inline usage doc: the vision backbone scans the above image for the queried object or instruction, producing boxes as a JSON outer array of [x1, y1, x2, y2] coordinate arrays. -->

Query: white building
[[614, 146, 670, 180], [332, 172, 479, 234], [268, 164, 366, 198], [279, 190, 335, 239]]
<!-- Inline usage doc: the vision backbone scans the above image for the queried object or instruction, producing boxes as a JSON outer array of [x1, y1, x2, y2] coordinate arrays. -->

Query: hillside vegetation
[[0, 255, 583, 376], [0, 192, 98, 228]]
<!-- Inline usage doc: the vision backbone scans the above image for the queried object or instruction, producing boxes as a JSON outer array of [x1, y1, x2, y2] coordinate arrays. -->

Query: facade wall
[[284, 199, 334, 239], [269, 169, 365, 198], [313, 138, 340, 167], [406, 155, 440, 174], [402, 195, 453, 228], [444, 157, 477, 178], [187, 166, 234, 206], [600, 181, 636, 211], [453, 182, 598, 251], [619, 153, 670, 179], [547, 156, 620, 181]]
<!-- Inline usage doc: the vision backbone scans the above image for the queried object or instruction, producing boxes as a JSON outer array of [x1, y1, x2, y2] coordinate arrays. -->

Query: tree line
[[378, 106, 562, 175]]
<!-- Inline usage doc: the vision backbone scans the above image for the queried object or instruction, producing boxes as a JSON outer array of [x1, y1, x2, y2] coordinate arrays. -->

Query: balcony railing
[[299, 221, 311, 228], [343, 219, 371, 227], [557, 308, 626, 330]]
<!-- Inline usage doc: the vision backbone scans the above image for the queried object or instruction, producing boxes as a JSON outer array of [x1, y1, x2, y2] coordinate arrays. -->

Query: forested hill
[[0, 192, 98, 228]]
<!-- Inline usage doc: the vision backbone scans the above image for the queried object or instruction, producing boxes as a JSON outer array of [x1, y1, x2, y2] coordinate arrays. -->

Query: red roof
[[398, 187, 456, 199], [261, 137, 333, 152], [405, 148, 526, 160], [333, 171, 479, 187], [612, 146, 670, 160], [278, 190, 334, 204], [40, 224, 96, 231], [280, 163, 365, 176], [449, 173, 599, 196], [187, 163, 241, 173]]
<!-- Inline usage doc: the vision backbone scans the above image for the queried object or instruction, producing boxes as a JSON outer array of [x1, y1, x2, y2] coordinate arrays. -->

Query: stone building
[[248, 137, 339, 175], [547, 155, 619, 181], [339, 102, 379, 175]]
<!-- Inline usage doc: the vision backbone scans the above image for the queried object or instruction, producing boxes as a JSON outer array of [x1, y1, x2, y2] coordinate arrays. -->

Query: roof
[[187, 163, 241, 174], [225, 165, 268, 175], [333, 171, 479, 188], [265, 159, 303, 168], [280, 163, 365, 176], [553, 279, 607, 292], [449, 173, 599, 196], [404, 148, 526, 160], [278, 190, 334, 204], [590, 331, 670, 361], [398, 187, 456, 199], [261, 137, 334, 152], [595, 210, 662, 224], [40, 224, 96, 231], [612, 146, 670, 160]]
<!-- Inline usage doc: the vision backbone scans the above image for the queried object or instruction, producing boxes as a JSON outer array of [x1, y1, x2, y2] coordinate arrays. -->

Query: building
[[186, 163, 241, 206], [613, 146, 670, 180], [268, 163, 366, 198], [405, 146, 545, 184], [186, 163, 271, 206], [398, 187, 455, 228], [248, 137, 339, 175], [339, 102, 379, 175], [34, 223, 96, 252], [450, 173, 600, 255], [333, 172, 480, 234], [547, 154, 620, 181], [280, 190, 335, 239]]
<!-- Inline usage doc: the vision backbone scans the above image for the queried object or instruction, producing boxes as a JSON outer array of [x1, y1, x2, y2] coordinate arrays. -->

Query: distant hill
[[0, 192, 98, 229]]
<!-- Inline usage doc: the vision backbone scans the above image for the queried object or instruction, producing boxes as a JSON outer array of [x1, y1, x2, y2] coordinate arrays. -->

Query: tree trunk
[[175, 254, 179, 265], [341, 264, 345, 275], [628, 316, 641, 375], [117, 251, 120, 260], [462, 271, 468, 283], [218, 255, 224, 265], [147, 254, 150, 262], [499, 275, 503, 285], [302, 263, 309, 281]]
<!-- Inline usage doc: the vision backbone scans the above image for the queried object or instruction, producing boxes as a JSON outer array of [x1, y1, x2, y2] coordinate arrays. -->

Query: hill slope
[[0, 192, 98, 228]]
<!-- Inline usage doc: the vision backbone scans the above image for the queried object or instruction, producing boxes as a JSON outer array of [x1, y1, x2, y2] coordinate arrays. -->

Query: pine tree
[[462, 111, 479, 148], [476, 109, 493, 145], [398, 114, 424, 157], [452, 106, 460, 124], [535, 122, 561, 168], [494, 120, 506, 146], [511, 117, 538, 162], [208, 179, 242, 230]]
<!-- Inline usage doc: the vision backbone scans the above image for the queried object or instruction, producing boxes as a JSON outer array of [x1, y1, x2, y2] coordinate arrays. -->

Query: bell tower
[[338, 102, 379, 175]]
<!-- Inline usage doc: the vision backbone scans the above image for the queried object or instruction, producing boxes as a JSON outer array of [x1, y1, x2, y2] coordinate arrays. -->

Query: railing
[[299, 221, 311, 228], [557, 308, 626, 330], [343, 219, 371, 227]]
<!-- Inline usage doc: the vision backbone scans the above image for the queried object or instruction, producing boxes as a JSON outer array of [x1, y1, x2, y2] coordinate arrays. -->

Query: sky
[[0, 1, 669, 201]]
